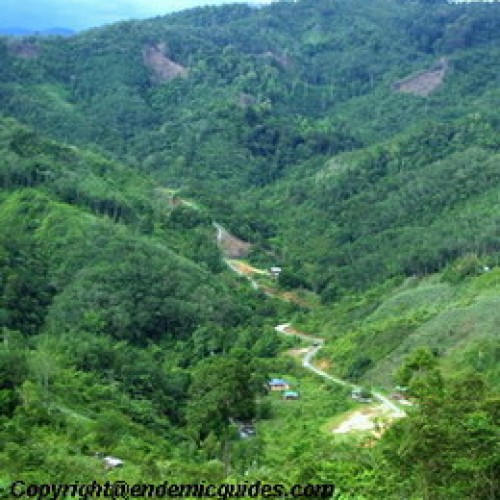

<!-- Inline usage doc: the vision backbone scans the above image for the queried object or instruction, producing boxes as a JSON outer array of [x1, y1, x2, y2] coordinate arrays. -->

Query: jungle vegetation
[[0, 1, 498, 498]]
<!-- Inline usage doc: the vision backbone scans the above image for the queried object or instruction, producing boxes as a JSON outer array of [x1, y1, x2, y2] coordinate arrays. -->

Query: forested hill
[[1, 0, 500, 188], [0, 0, 499, 282], [0, 116, 278, 345], [0, 115, 286, 481]]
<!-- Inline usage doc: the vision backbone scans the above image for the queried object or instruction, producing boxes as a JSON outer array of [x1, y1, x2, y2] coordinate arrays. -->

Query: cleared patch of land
[[393, 58, 448, 96], [143, 43, 188, 83], [331, 404, 403, 436], [215, 224, 252, 259], [8, 40, 40, 59], [227, 260, 268, 275]]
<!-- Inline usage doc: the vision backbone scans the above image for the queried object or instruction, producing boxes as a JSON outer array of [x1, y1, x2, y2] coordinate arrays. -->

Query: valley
[[215, 221, 406, 439], [0, 0, 499, 498]]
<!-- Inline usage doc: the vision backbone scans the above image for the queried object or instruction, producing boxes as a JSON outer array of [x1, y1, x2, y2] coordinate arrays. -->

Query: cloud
[[0, 0, 270, 31]]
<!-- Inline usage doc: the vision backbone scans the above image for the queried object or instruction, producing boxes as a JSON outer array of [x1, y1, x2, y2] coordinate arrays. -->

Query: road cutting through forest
[[214, 222, 406, 436], [275, 323, 406, 435]]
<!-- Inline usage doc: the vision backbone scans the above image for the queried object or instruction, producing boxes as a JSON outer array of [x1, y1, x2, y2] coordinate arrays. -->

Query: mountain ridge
[[0, 27, 75, 36]]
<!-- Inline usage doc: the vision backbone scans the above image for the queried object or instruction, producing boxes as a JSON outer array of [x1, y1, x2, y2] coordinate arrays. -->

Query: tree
[[379, 361, 499, 500], [0, 329, 27, 416], [395, 347, 443, 399], [186, 356, 258, 443]]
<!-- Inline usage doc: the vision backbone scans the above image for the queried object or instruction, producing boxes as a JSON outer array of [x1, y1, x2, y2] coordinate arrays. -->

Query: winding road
[[215, 222, 406, 423], [275, 324, 405, 417]]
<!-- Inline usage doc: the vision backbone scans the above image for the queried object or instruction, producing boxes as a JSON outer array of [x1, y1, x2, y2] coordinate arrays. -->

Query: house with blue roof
[[268, 378, 290, 391], [283, 390, 300, 400]]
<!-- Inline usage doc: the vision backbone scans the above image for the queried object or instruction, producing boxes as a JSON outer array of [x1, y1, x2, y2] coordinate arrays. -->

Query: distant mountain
[[0, 27, 75, 36]]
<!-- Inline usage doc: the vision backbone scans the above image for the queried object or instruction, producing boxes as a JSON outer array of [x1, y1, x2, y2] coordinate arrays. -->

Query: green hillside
[[231, 116, 500, 294], [0, 117, 286, 480], [295, 263, 499, 390], [0, 1, 499, 498], [1, 0, 500, 189]]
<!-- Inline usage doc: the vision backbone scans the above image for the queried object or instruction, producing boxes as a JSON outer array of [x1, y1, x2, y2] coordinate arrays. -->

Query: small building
[[239, 424, 256, 439], [103, 456, 124, 470], [283, 390, 300, 400], [268, 378, 290, 391], [351, 388, 373, 403], [269, 266, 282, 279]]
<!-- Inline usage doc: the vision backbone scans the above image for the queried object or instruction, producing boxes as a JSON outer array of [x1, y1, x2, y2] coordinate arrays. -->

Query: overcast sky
[[0, 0, 276, 31]]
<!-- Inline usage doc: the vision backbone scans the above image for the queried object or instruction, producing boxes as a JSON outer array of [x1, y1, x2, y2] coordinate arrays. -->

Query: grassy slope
[[300, 265, 500, 391]]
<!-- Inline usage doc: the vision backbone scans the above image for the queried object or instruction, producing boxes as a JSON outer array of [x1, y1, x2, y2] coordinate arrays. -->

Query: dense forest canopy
[[0, 0, 498, 498]]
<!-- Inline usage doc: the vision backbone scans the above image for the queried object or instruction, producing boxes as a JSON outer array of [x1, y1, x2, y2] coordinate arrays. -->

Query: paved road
[[215, 223, 405, 418], [276, 323, 405, 417]]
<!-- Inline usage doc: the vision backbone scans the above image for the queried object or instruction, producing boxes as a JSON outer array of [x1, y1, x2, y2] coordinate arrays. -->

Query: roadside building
[[103, 456, 124, 470], [269, 266, 282, 279], [268, 378, 290, 391], [283, 390, 300, 400]]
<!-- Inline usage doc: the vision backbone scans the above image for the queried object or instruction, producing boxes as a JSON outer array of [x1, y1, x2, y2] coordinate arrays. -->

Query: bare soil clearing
[[215, 224, 252, 259], [9, 41, 40, 59], [143, 44, 188, 83], [316, 359, 332, 371], [332, 404, 403, 436], [228, 260, 267, 275], [393, 57, 448, 96]]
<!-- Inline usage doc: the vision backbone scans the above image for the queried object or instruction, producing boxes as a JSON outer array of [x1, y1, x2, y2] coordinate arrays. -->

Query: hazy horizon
[[0, 0, 276, 32]]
